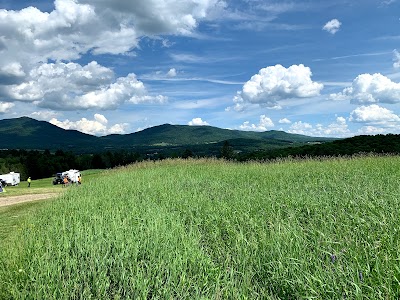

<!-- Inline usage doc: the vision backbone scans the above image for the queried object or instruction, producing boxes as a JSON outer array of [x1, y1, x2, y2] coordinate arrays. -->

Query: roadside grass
[[0, 157, 399, 299]]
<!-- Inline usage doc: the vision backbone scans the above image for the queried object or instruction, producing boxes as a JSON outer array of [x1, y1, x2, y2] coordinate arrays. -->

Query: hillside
[[0, 117, 98, 151], [98, 123, 326, 147], [0, 117, 333, 153]]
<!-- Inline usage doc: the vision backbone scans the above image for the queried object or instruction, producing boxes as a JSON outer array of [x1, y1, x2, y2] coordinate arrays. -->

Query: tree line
[[0, 150, 142, 181], [1, 134, 399, 181], [236, 134, 400, 161]]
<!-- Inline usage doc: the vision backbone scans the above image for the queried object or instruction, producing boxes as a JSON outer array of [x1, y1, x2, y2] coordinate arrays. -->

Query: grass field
[[0, 169, 104, 197], [0, 157, 399, 299]]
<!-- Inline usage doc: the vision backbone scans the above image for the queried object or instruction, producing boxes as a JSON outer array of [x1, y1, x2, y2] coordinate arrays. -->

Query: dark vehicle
[[52, 173, 63, 185]]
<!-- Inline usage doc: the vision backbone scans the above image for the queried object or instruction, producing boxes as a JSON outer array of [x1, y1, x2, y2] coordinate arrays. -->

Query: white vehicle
[[0, 172, 20, 186], [62, 169, 81, 183]]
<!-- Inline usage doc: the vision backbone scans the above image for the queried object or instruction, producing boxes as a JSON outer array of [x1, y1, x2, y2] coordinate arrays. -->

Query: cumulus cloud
[[330, 73, 400, 104], [49, 114, 128, 136], [188, 117, 209, 126], [239, 115, 274, 131], [233, 64, 323, 111], [287, 121, 313, 135], [0, 0, 223, 65], [167, 68, 177, 77], [357, 126, 386, 135], [323, 19, 341, 34], [349, 105, 400, 135], [279, 118, 291, 124], [318, 117, 350, 136], [0, 0, 222, 108], [349, 104, 400, 124], [0, 102, 14, 113], [288, 117, 350, 137], [31, 110, 59, 120], [394, 49, 400, 68], [2, 61, 166, 110]]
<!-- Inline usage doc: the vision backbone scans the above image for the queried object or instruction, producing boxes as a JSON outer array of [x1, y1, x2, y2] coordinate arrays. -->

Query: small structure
[[0, 172, 20, 186]]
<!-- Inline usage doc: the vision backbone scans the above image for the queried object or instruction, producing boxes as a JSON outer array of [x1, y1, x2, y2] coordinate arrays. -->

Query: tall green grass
[[1, 156, 399, 299]]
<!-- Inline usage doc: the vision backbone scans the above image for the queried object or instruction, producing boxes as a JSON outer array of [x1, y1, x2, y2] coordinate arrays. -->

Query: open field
[[0, 157, 399, 299], [0, 169, 104, 240], [0, 169, 104, 197]]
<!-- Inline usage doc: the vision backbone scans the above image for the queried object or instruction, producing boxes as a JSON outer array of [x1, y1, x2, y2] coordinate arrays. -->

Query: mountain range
[[0, 117, 334, 154]]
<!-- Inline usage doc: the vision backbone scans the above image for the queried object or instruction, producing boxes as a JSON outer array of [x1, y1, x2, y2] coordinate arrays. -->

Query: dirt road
[[0, 193, 59, 207]]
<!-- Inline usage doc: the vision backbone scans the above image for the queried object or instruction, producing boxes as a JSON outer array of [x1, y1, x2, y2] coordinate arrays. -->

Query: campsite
[[1, 156, 399, 299]]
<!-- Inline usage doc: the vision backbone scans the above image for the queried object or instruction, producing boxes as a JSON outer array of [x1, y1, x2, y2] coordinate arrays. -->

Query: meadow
[[0, 156, 399, 299]]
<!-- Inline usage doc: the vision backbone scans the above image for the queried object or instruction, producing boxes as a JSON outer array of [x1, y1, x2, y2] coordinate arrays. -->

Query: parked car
[[52, 173, 64, 185]]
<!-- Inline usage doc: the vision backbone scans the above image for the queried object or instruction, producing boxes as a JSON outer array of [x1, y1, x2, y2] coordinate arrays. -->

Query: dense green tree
[[182, 149, 194, 159], [221, 141, 235, 159]]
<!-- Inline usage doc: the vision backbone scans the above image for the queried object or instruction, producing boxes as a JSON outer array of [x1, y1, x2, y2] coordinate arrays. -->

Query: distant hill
[[0, 117, 98, 151], [0, 117, 334, 153], [99, 123, 331, 147]]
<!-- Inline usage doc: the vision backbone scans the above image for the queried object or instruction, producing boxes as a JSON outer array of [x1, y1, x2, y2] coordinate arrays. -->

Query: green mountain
[[0, 117, 98, 151], [0, 117, 334, 154], [99, 123, 330, 147]]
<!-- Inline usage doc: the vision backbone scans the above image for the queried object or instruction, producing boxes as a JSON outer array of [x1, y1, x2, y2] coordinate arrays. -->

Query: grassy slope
[[1, 157, 399, 299], [0, 170, 104, 241]]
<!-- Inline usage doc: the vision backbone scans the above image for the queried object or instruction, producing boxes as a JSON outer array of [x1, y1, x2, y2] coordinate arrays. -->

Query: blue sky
[[0, 0, 400, 137]]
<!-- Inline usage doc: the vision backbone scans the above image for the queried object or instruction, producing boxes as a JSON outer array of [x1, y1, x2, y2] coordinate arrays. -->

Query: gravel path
[[0, 193, 59, 207]]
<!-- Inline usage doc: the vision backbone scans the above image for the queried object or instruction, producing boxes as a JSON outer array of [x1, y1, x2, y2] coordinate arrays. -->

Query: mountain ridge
[[0, 116, 335, 153]]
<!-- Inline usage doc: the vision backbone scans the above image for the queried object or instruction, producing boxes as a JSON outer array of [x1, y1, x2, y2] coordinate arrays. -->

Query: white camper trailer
[[62, 169, 81, 183], [0, 172, 20, 186]]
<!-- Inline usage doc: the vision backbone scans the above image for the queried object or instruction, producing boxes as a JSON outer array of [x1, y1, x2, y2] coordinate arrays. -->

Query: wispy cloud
[[140, 74, 244, 86], [313, 51, 393, 62]]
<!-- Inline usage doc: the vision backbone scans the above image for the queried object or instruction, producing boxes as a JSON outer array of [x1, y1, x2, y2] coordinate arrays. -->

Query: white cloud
[[31, 110, 59, 120], [240, 115, 274, 132], [353, 105, 400, 134], [167, 68, 177, 77], [394, 49, 400, 68], [323, 19, 341, 34], [0, 0, 223, 66], [0, 0, 222, 107], [0, 102, 14, 113], [317, 117, 350, 136], [288, 121, 313, 135], [0, 62, 25, 78], [279, 118, 291, 124], [330, 73, 400, 104], [349, 104, 400, 124], [357, 126, 386, 135], [188, 117, 209, 126], [49, 114, 128, 136], [3, 61, 166, 110], [233, 64, 323, 111], [288, 117, 350, 137]]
